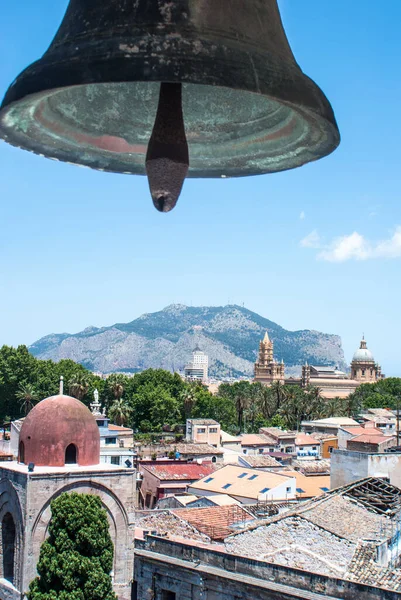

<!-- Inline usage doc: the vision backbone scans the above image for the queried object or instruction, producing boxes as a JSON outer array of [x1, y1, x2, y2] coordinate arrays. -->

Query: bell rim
[[0, 81, 340, 179]]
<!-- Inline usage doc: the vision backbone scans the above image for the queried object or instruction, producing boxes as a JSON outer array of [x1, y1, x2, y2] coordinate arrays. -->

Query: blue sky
[[1, 1, 401, 374]]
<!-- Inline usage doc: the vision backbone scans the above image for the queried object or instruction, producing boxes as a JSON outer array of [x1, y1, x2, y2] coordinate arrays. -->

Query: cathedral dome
[[352, 338, 375, 363], [19, 394, 100, 467]]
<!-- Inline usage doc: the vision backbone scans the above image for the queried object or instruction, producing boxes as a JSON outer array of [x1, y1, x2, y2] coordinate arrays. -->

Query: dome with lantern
[[352, 337, 375, 363]]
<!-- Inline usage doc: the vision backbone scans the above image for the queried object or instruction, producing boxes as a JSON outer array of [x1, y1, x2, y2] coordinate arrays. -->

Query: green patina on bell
[[0, 0, 340, 211]]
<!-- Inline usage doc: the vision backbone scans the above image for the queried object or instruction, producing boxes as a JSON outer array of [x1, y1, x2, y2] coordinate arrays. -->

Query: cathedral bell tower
[[254, 331, 285, 385]]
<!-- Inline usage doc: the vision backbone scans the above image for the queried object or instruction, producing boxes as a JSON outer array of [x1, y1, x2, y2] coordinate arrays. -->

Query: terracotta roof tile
[[172, 504, 254, 540], [140, 463, 217, 481]]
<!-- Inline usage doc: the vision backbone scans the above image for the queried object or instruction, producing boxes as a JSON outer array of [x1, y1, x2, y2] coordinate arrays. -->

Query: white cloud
[[318, 232, 369, 262], [300, 230, 320, 248], [301, 226, 401, 262], [299, 211, 305, 220]]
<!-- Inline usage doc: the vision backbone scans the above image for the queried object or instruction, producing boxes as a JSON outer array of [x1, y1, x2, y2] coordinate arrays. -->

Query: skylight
[[222, 483, 232, 489], [238, 473, 247, 478], [296, 487, 305, 493], [260, 487, 270, 494], [320, 487, 330, 492], [205, 477, 214, 483], [248, 474, 258, 480]]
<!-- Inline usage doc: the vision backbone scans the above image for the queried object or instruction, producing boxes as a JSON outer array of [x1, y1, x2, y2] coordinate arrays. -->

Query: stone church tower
[[254, 331, 285, 385], [350, 336, 381, 382], [0, 381, 135, 600]]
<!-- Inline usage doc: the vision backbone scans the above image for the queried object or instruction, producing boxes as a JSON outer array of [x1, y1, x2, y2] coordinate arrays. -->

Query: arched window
[[18, 441, 25, 464], [65, 444, 77, 465], [212, 456, 217, 463], [2, 513, 16, 583]]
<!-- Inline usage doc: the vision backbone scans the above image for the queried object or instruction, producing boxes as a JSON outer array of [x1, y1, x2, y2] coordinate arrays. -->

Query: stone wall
[[134, 535, 399, 600], [0, 465, 136, 600]]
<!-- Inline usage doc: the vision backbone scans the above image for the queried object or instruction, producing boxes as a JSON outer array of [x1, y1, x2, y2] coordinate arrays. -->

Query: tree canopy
[[27, 492, 116, 600], [1, 344, 400, 434]]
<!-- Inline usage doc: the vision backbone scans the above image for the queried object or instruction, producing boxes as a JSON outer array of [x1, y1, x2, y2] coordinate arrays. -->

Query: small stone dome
[[352, 337, 375, 363], [19, 394, 100, 467]]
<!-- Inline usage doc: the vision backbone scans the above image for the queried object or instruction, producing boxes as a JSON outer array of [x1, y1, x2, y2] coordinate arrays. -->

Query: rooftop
[[140, 462, 217, 481], [278, 470, 331, 499], [364, 408, 395, 418], [240, 434, 275, 446], [295, 433, 319, 446], [349, 433, 395, 444], [302, 417, 359, 427], [108, 424, 133, 432], [188, 419, 219, 426], [225, 515, 355, 577], [340, 425, 383, 436], [292, 460, 331, 475], [239, 455, 282, 468], [259, 427, 296, 440], [136, 510, 210, 543], [172, 504, 254, 540], [175, 443, 224, 455], [189, 465, 293, 501]]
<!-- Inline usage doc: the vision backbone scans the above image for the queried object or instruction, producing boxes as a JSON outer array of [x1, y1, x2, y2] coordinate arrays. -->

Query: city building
[[301, 416, 359, 436], [0, 382, 135, 600], [188, 464, 296, 505], [331, 448, 401, 488], [184, 346, 209, 382], [259, 427, 297, 454], [254, 331, 285, 385], [239, 433, 278, 455], [138, 461, 217, 509], [186, 418, 220, 446], [294, 433, 320, 458], [254, 333, 384, 399]]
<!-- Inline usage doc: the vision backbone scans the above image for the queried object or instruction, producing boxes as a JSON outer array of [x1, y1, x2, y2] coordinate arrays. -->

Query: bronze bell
[[0, 0, 340, 212]]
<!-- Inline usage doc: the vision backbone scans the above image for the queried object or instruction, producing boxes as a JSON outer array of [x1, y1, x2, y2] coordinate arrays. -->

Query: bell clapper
[[145, 82, 189, 213]]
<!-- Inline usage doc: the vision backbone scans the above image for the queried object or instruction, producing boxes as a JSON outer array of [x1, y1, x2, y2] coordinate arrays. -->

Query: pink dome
[[19, 394, 100, 467]]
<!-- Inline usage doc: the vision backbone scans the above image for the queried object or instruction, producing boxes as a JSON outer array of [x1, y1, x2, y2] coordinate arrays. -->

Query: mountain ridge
[[29, 304, 347, 377]]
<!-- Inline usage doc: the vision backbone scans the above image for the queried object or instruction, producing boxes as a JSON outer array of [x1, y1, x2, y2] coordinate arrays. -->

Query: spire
[[59, 376, 64, 395], [360, 335, 367, 349], [263, 331, 270, 343]]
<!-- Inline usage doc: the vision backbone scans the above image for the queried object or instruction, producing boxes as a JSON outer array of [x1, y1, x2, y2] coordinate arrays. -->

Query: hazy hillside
[[29, 304, 347, 377]]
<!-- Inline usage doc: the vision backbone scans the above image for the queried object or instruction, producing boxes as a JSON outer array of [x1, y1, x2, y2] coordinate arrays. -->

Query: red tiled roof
[[296, 433, 319, 446], [172, 505, 253, 541], [140, 463, 216, 481], [108, 424, 133, 432], [240, 434, 274, 446], [342, 426, 383, 436], [349, 434, 395, 444]]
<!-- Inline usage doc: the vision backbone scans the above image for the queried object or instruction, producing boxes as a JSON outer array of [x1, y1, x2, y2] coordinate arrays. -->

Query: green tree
[[69, 373, 89, 401], [108, 398, 132, 427], [179, 385, 197, 420], [28, 492, 117, 600], [15, 382, 38, 416]]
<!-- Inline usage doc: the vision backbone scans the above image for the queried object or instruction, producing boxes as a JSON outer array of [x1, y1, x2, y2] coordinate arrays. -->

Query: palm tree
[[68, 374, 89, 401], [15, 383, 38, 416], [109, 377, 125, 401], [270, 381, 286, 410], [257, 385, 276, 420], [234, 389, 249, 432], [180, 386, 197, 420], [108, 398, 132, 427], [324, 397, 342, 418]]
